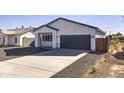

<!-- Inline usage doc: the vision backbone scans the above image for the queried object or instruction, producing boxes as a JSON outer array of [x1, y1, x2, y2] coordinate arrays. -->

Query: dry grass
[[83, 41, 124, 78], [109, 41, 124, 55]]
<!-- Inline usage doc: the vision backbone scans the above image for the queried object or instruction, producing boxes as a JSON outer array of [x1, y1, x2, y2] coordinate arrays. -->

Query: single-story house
[[0, 27, 35, 47], [34, 17, 106, 51]]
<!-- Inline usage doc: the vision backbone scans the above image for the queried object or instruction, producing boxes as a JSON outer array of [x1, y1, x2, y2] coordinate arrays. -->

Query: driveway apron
[[0, 49, 88, 78]]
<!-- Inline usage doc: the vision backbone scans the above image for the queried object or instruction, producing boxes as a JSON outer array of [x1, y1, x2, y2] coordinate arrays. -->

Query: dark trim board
[[34, 25, 59, 31], [60, 35, 91, 50]]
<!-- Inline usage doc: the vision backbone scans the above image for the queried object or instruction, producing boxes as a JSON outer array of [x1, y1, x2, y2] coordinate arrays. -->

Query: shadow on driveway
[[33, 49, 89, 56], [3, 46, 88, 57], [4, 47, 50, 56]]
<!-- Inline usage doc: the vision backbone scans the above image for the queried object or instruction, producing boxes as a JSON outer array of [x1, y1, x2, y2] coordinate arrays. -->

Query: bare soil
[[84, 41, 124, 78]]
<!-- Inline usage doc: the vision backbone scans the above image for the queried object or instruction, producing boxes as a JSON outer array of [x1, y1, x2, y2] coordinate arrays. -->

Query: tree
[[112, 32, 123, 39], [116, 32, 123, 37]]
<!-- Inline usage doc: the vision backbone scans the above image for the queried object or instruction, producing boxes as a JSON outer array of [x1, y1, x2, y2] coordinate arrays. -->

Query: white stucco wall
[[3, 32, 34, 47], [19, 32, 35, 46], [56, 31, 60, 48], [9, 36, 15, 45], [91, 35, 96, 51], [4, 35, 18, 46], [0, 35, 4, 45], [5, 36, 9, 46], [35, 33, 39, 47]]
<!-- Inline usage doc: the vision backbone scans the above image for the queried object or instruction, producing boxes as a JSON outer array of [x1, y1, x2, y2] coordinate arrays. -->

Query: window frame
[[15, 37, 17, 43], [42, 34, 52, 42]]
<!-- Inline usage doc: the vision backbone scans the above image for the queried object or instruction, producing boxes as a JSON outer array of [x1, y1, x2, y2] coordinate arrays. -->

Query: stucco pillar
[[91, 35, 96, 51], [52, 31, 57, 48], [56, 32, 60, 48], [35, 33, 39, 47]]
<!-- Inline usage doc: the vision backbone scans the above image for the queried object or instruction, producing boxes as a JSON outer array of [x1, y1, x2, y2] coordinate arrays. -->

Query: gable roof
[[34, 25, 59, 31], [47, 17, 106, 34], [0, 27, 35, 35]]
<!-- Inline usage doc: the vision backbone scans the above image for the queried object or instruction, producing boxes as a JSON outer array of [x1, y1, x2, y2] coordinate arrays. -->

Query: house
[[34, 17, 106, 51], [0, 26, 35, 47]]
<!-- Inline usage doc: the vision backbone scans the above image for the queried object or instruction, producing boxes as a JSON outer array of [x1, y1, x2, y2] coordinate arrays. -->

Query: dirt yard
[[83, 41, 124, 78]]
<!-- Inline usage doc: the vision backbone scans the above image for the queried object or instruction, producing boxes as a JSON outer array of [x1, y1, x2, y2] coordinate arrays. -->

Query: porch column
[[35, 33, 39, 47], [5, 36, 8, 46], [91, 35, 96, 51], [56, 32, 60, 48], [52, 31, 57, 48]]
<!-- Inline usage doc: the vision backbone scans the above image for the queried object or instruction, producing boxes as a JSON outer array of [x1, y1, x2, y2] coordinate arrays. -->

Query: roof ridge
[[47, 17, 98, 28], [47, 17, 105, 34]]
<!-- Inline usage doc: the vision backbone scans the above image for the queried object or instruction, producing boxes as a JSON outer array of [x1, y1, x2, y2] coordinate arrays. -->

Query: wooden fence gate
[[96, 38, 108, 52]]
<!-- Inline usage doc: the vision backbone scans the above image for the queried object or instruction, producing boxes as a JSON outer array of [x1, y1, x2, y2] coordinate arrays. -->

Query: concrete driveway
[[0, 49, 88, 78]]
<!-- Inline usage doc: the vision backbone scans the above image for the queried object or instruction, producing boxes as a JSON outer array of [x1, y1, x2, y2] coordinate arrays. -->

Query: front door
[[41, 33, 52, 48]]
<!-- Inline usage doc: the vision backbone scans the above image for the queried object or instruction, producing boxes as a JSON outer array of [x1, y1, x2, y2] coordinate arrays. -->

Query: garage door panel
[[22, 37, 34, 47], [60, 35, 91, 50]]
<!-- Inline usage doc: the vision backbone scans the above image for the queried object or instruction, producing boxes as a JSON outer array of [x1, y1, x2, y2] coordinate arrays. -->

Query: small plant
[[91, 66, 97, 73]]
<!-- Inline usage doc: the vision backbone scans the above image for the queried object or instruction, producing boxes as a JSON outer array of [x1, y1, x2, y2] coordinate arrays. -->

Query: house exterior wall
[[95, 29, 105, 36], [49, 19, 96, 35], [35, 19, 105, 51], [13, 35, 20, 46], [35, 33, 39, 47], [0, 33, 5, 46], [3, 32, 34, 47], [48, 19, 96, 51], [8, 36, 14, 45], [0, 35, 4, 46], [5, 36, 9, 46], [34, 27, 57, 48], [4, 35, 18, 46], [19, 32, 35, 47]]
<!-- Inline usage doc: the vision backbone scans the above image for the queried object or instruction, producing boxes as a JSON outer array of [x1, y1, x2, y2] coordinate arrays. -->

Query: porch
[[35, 25, 59, 48]]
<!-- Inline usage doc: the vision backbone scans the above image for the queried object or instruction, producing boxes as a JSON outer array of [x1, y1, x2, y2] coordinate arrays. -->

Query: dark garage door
[[60, 35, 91, 50], [22, 37, 34, 47]]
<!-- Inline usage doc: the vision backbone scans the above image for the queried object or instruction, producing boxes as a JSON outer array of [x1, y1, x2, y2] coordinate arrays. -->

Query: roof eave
[[96, 28, 106, 35], [34, 25, 59, 32]]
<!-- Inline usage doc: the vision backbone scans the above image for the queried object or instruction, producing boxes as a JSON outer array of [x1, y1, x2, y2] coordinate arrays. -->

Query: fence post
[[106, 35, 112, 52]]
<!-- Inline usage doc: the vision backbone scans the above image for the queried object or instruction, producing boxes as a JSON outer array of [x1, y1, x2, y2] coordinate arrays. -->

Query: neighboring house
[[34, 17, 106, 51], [0, 27, 35, 47]]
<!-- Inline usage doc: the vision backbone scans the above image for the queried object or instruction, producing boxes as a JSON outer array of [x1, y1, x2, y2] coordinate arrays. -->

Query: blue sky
[[0, 15, 124, 34]]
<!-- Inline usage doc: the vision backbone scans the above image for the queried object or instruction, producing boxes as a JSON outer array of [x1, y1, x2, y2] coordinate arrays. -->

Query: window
[[43, 34, 52, 41], [3, 37, 5, 42], [15, 37, 17, 43]]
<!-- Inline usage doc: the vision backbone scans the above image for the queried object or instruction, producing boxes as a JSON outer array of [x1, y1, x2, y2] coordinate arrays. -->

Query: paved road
[[0, 49, 87, 78]]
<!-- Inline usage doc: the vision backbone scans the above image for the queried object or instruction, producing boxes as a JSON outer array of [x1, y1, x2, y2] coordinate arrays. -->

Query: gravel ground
[[52, 53, 104, 78]]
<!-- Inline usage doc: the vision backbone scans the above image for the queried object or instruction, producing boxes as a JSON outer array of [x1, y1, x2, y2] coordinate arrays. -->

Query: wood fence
[[96, 36, 111, 52]]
